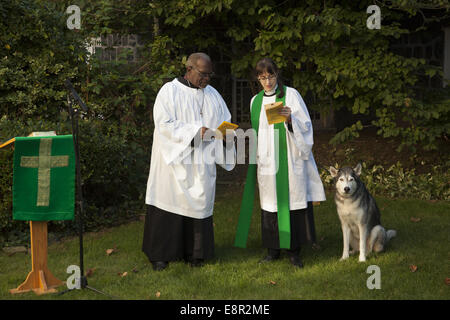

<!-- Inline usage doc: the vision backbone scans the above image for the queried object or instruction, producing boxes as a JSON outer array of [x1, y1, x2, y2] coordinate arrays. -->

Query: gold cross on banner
[[20, 139, 69, 207]]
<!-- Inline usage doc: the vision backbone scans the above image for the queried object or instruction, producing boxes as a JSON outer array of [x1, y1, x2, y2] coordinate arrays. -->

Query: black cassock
[[261, 202, 316, 253], [142, 205, 215, 262]]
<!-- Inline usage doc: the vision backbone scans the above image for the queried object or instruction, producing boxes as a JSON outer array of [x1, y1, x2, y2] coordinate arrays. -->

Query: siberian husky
[[329, 163, 396, 262]]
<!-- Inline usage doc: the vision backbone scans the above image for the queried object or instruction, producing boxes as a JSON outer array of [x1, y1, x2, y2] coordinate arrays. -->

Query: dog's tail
[[386, 229, 397, 242]]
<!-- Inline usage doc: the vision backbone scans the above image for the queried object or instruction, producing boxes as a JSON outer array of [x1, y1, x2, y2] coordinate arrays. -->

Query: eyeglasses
[[192, 67, 215, 78], [258, 74, 277, 82]]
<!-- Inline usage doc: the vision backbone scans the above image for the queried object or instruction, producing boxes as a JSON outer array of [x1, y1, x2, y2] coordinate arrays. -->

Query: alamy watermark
[[366, 265, 381, 289], [167, 127, 282, 175], [66, 264, 81, 289], [66, 5, 380, 31], [367, 5, 381, 30], [65, 263, 382, 291], [66, 5, 81, 30]]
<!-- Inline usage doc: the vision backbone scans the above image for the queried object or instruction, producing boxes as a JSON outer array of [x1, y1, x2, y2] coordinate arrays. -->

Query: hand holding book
[[278, 106, 292, 124], [265, 102, 292, 125], [215, 121, 239, 139]]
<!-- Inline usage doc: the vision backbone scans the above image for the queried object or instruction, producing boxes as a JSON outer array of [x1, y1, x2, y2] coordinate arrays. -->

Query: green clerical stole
[[234, 86, 291, 249], [13, 135, 75, 221]]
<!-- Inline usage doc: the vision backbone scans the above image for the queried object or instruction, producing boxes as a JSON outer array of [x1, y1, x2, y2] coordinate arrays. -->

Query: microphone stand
[[57, 80, 118, 299]]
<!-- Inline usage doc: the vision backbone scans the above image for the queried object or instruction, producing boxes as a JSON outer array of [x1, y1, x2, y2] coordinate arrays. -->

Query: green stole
[[234, 86, 291, 249]]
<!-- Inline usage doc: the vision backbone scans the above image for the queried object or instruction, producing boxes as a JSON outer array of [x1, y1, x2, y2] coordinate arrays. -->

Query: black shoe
[[258, 255, 279, 264], [289, 255, 304, 268], [152, 261, 168, 271], [190, 259, 204, 267]]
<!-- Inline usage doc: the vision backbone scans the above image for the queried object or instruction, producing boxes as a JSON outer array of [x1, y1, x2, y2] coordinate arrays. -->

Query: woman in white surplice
[[252, 58, 326, 267], [142, 53, 235, 271]]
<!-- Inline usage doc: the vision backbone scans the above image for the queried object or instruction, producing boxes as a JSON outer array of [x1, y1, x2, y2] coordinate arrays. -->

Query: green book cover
[[12, 135, 75, 221]]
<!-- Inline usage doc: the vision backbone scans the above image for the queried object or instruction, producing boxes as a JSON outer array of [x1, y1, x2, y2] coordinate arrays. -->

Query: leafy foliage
[[150, 0, 450, 151], [320, 161, 450, 200], [0, 115, 152, 244], [0, 0, 449, 244], [0, 0, 186, 244], [0, 0, 89, 119]]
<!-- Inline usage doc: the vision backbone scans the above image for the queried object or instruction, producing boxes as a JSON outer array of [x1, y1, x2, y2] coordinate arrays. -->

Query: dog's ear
[[329, 166, 338, 178], [353, 163, 362, 176]]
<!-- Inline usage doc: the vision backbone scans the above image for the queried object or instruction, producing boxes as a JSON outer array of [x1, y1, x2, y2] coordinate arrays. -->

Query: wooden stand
[[10, 221, 63, 295]]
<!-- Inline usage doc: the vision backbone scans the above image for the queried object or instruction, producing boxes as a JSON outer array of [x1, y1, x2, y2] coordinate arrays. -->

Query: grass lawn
[[1, 185, 449, 300]]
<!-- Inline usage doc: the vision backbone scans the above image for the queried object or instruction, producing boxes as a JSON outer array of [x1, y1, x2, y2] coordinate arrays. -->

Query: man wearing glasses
[[142, 53, 235, 271]]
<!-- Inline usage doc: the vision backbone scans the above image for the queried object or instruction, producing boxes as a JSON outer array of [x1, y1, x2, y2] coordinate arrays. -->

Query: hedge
[[0, 116, 153, 245]]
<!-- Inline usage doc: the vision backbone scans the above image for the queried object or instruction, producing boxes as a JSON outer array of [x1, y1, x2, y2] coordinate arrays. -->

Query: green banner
[[13, 135, 75, 221]]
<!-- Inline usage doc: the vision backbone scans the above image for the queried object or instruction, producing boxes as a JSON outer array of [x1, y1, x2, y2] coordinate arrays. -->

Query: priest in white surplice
[[235, 57, 325, 268], [142, 53, 235, 271]]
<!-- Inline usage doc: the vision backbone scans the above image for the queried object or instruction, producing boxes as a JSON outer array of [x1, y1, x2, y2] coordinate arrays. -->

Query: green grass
[[1, 186, 449, 300]]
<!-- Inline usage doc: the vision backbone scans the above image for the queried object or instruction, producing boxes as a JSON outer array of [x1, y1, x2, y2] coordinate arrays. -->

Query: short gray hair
[[186, 52, 211, 68]]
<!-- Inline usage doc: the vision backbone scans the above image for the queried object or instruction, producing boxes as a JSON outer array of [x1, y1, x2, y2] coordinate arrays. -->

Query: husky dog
[[329, 163, 396, 262]]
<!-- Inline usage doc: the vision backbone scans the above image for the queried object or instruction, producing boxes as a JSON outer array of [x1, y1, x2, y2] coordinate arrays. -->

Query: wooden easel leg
[[39, 270, 48, 291], [10, 221, 63, 295]]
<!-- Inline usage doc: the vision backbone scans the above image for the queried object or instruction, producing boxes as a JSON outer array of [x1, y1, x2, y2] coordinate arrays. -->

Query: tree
[[153, 0, 450, 151], [1, 0, 448, 150], [0, 0, 89, 120]]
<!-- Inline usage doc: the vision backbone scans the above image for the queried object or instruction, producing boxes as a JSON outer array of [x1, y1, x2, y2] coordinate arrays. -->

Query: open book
[[215, 121, 239, 139], [265, 101, 287, 125]]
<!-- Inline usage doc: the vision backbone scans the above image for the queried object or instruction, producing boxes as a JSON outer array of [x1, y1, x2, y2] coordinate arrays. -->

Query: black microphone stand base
[[56, 91, 119, 300], [57, 276, 119, 299]]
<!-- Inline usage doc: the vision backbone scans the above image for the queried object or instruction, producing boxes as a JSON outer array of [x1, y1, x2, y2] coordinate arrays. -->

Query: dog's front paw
[[340, 255, 349, 261], [358, 255, 366, 262]]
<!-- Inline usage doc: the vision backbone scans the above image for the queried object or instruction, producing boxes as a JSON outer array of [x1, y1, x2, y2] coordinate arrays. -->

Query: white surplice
[[145, 78, 236, 219], [251, 86, 326, 212]]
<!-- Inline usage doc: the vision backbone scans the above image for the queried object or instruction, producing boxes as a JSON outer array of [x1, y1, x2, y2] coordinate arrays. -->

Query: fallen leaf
[[155, 291, 161, 298], [410, 217, 421, 223], [445, 278, 450, 286], [86, 268, 96, 277], [118, 271, 128, 277], [270, 280, 276, 285], [106, 245, 118, 256], [409, 265, 418, 272]]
